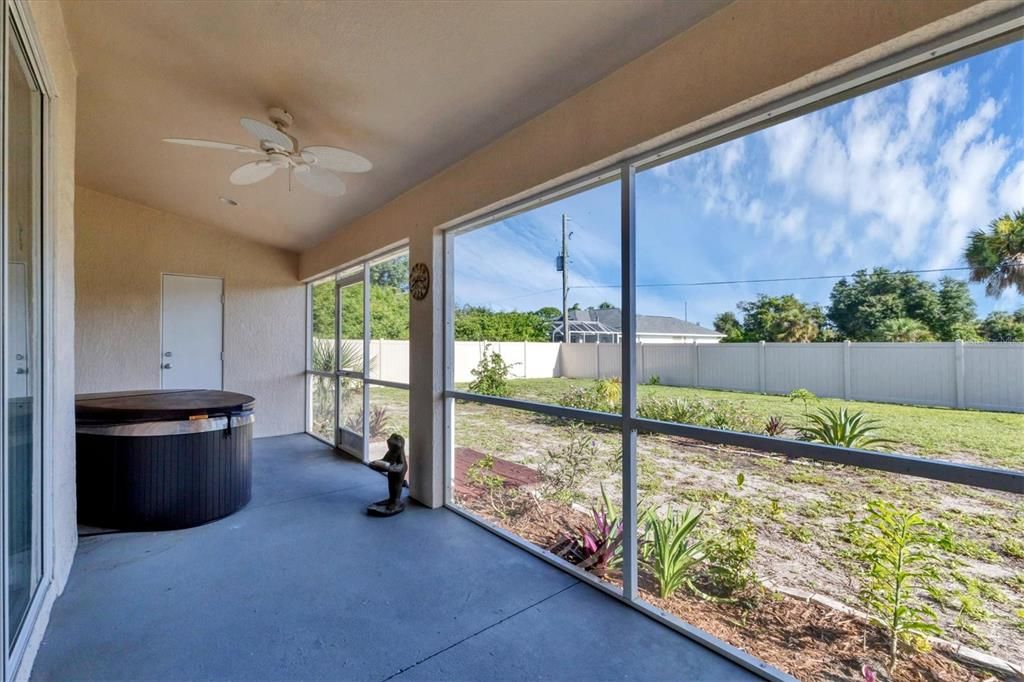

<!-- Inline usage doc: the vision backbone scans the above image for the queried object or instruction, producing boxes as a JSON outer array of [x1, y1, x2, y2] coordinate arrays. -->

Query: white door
[[161, 274, 223, 389]]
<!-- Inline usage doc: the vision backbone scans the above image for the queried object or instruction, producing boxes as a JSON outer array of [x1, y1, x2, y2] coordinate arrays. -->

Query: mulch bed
[[456, 477, 1006, 682]]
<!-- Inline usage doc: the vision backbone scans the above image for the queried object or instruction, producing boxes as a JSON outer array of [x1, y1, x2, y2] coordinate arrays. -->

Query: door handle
[[162, 363, 173, 370], [16, 368, 27, 375]]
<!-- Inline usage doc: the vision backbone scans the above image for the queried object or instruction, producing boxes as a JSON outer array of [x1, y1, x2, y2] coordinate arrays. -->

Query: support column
[[408, 229, 444, 508], [620, 163, 637, 601]]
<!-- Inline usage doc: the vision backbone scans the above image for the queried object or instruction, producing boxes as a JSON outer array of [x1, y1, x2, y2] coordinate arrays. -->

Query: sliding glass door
[[3, 5, 47, 675], [307, 251, 410, 462]]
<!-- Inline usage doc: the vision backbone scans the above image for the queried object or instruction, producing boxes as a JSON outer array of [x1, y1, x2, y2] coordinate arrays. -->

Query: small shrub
[[594, 377, 622, 411], [646, 374, 661, 386], [854, 500, 943, 673], [799, 406, 894, 449], [466, 453, 504, 490], [469, 344, 516, 397], [637, 397, 754, 432], [538, 422, 609, 504], [466, 454, 531, 521], [642, 506, 706, 599], [702, 523, 758, 598], [557, 378, 621, 413], [788, 388, 819, 415], [763, 415, 786, 437]]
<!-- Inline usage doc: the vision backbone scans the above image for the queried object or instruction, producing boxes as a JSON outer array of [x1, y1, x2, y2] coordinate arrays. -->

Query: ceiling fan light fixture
[[164, 108, 372, 197]]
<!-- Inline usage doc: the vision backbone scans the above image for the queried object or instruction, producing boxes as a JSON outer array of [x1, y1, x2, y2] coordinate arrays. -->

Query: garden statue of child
[[367, 433, 408, 516]]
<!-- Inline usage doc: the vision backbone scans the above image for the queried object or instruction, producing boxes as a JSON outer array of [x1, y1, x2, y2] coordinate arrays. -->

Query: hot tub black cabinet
[[75, 390, 255, 530]]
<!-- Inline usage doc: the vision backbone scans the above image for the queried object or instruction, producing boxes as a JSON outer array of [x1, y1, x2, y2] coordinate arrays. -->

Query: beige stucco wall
[[19, 1, 77, 679], [75, 187, 305, 438]]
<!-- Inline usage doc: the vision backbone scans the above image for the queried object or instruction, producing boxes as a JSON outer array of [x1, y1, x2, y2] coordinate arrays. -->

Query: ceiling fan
[[163, 107, 371, 197]]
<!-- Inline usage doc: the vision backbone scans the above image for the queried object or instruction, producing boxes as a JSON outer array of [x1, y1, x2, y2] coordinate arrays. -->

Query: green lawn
[[480, 378, 1024, 469]]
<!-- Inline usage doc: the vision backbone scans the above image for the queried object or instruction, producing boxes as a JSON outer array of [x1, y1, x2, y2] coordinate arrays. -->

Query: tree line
[[715, 210, 1024, 343], [713, 270, 1024, 343]]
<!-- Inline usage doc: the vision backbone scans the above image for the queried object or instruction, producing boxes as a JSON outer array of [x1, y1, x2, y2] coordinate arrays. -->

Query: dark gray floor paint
[[32, 434, 756, 681]]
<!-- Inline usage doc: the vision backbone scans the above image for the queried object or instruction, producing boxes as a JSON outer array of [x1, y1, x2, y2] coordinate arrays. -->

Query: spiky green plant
[[799, 406, 894, 449], [642, 506, 706, 599], [855, 500, 943, 673], [312, 338, 335, 372]]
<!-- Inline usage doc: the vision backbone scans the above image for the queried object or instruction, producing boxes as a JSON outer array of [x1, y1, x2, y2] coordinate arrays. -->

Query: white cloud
[[997, 159, 1024, 211], [929, 97, 1010, 267], [765, 115, 814, 180], [776, 206, 807, 241]]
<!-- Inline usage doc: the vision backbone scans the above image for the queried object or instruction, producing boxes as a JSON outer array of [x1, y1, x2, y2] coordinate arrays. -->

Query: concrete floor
[[32, 434, 757, 681]]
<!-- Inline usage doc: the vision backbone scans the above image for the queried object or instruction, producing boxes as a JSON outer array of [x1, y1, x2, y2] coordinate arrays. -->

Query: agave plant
[[799, 406, 894, 449], [345, 404, 391, 439]]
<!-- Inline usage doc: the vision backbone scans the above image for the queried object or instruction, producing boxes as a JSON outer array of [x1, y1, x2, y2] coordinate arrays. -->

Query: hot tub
[[76, 389, 255, 530]]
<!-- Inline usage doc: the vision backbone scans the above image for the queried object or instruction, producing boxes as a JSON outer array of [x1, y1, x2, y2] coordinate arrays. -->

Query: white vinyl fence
[[366, 340, 561, 385], [560, 341, 1024, 413], [342, 339, 1023, 413]]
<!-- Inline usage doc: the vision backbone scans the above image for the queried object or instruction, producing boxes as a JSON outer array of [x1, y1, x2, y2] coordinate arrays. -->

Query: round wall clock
[[409, 262, 430, 300]]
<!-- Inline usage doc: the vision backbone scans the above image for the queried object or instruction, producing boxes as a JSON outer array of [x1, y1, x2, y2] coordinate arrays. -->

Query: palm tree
[[964, 209, 1024, 297], [876, 317, 935, 342]]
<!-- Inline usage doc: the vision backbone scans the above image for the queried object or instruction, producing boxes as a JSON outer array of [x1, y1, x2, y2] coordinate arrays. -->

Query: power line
[[470, 266, 973, 307], [574, 266, 972, 290]]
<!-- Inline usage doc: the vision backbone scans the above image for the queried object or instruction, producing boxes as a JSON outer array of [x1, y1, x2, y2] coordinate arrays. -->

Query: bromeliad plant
[[799, 406, 894, 449], [642, 506, 707, 599], [763, 415, 786, 437], [855, 500, 943, 674], [562, 484, 624, 577]]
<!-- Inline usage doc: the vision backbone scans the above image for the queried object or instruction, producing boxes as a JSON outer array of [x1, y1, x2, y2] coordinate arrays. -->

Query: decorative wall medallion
[[409, 262, 430, 300]]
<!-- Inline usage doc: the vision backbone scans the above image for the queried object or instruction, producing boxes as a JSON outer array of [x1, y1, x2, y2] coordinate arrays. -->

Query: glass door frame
[[305, 246, 411, 464], [335, 267, 369, 461], [2, 1, 55, 679]]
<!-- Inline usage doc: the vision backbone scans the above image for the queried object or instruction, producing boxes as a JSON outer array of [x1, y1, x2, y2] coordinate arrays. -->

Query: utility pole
[[561, 213, 570, 343]]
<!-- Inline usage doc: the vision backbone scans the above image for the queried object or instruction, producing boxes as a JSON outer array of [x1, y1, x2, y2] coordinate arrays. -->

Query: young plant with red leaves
[[561, 485, 623, 578]]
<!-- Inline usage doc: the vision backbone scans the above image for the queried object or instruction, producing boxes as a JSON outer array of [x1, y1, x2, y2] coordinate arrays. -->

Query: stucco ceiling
[[63, 0, 727, 252]]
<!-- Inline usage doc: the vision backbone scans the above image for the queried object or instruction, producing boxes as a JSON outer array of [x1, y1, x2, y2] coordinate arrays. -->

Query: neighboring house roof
[[566, 308, 722, 337]]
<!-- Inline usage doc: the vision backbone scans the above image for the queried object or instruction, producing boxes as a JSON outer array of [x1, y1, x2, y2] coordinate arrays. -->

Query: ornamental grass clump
[[642, 506, 706, 599]]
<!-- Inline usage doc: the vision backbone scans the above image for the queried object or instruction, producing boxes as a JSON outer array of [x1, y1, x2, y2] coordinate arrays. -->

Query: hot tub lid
[[76, 389, 255, 425]]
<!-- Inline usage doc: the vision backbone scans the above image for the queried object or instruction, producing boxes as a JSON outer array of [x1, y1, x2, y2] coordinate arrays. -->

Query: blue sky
[[454, 40, 1024, 328]]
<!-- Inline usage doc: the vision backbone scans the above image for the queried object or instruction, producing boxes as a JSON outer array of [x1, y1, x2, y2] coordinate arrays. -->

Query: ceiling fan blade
[[294, 166, 346, 197], [301, 146, 372, 173], [163, 138, 262, 154], [240, 117, 294, 151], [230, 160, 278, 185]]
